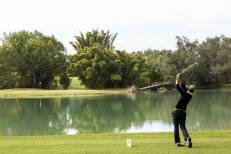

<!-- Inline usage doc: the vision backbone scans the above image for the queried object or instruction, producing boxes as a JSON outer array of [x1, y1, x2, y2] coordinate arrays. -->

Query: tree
[[143, 49, 171, 82], [0, 31, 69, 89], [70, 30, 114, 89], [0, 62, 18, 89], [59, 73, 71, 89], [129, 52, 150, 87], [70, 30, 149, 88], [70, 44, 119, 89], [195, 36, 231, 86], [70, 30, 117, 52], [142, 35, 231, 87]]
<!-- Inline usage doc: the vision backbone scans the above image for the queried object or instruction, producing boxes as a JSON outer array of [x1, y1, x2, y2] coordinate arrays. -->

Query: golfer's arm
[[176, 74, 187, 95], [181, 83, 187, 91], [176, 84, 187, 95], [178, 75, 187, 92]]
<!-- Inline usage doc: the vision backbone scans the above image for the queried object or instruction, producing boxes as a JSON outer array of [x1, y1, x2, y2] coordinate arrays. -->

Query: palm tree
[[70, 30, 117, 52]]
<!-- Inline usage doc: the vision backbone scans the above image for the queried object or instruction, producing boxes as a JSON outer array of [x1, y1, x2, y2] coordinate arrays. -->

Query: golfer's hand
[[176, 73, 181, 79], [176, 73, 181, 84]]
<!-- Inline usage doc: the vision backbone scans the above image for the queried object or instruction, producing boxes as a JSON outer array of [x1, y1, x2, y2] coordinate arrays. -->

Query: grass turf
[[0, 131, 230, 154], [0, 77, 128, 98], [0, 89, 127, 98], [68, 77, 87, 90]]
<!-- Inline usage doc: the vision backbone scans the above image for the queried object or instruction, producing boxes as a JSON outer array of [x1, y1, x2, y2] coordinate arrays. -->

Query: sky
[[1, 0, 231, 53]]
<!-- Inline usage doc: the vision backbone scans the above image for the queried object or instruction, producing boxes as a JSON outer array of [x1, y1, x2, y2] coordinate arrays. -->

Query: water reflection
[[124, 121, 173, 133], [0, 89, 230, 136]]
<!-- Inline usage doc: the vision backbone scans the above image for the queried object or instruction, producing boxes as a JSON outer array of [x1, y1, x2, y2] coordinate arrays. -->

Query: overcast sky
[[1, 0, 231, 53]]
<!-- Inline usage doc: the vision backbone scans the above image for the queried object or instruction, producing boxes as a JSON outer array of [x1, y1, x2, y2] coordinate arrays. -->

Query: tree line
[[144, 36, 231, 87], [0, 30, 230, 89]]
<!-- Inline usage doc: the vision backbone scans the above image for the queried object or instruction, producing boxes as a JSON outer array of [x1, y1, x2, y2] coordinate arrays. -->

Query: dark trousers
[[172, 110, 190, 143]]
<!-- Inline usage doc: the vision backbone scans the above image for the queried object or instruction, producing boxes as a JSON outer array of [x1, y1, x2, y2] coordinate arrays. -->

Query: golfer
[[172, 73, 195, 148]]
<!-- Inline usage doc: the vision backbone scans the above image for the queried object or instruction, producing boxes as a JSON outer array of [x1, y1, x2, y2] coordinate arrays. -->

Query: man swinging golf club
[[172, 73, 195, 148]]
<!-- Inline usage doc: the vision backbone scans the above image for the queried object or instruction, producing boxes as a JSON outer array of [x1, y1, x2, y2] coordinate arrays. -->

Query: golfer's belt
[[174, 108, 186, 112]]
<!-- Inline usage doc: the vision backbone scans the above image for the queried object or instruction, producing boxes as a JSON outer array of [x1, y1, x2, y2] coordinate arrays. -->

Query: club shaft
[[180, 63, 197, 74]]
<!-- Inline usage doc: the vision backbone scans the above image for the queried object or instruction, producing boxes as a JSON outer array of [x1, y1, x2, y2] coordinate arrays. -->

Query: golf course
[[1, 131, 231, 154], [0, 80, 230, 153], [1, 1, 231, 153]]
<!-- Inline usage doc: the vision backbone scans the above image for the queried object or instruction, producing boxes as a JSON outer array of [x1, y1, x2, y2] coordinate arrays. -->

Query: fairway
[[68, 77, 87, 90], [0, 131, 230, 154]]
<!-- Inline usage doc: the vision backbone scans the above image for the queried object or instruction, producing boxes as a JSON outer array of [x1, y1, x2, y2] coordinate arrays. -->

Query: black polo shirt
[[175, 84, 192, 111]]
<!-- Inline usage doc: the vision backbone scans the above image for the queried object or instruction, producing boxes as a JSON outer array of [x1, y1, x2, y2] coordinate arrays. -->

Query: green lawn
[[0, 77, 128, 98], [0, 88, 127, 98], [0, 131, 230, 154], [68, 77, 87, 90]]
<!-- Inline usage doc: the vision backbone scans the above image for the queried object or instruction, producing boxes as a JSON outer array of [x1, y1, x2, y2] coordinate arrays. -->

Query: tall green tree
[[0, 31, 69, 89], [70, 30, 149, 88], [70, 30, 117, 52], [70, 44, 123, 89], [143, 49, 171, 82]]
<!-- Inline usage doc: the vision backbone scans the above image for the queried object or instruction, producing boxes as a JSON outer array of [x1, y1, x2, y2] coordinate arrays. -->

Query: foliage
[[143, 36, 231, 87], [143, 49, 172, 82], [0, 65, 18, 89], [0, 29, 230, 89], [0, 31, 69, 89], [67, 77, 86, 90], [59, 73, 71, 89], [70, 30, 149, 89], [70, 29, 117, 52]]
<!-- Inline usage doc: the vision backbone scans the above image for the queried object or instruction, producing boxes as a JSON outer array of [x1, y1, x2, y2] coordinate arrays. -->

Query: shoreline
[[0, 88, 128, 99], [0, 87, 231, 99]]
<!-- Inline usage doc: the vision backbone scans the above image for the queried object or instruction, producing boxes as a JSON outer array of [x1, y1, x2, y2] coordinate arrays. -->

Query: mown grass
[[0, 88, 128, 98], [0, 77, 129, 98], [67, 77, 87, 90], [0, 131, 230, 154]]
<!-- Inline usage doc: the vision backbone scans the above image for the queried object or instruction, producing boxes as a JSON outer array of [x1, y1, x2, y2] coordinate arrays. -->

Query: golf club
[[179, 54, 200, 75], [180, 62, 198, 75]]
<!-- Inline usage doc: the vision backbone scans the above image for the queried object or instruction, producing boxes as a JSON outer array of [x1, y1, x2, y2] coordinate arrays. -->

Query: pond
[[0, 89, 230, 136]]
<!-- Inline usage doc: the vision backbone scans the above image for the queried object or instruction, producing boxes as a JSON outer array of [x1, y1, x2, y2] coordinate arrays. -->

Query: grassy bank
[[0, 131, 230, 154], [0, 88, 128, 98], [0, 77, 128, 98]]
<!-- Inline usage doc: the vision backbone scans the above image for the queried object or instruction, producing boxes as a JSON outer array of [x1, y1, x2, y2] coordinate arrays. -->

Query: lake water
[[0, 89, 230, 136]]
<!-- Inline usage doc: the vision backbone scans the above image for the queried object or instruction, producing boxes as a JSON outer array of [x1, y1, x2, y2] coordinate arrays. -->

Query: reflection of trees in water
[[0, 90, 230, 135], [187, 90, 231, 130], [69, 90, 231, 132], [150, 90, 231, 130], [67, 93, 181, 133], [148, 90, 231, 130], [0, 99, 69, 135], [0, 95, 165, 135], [67, 95, 159, 133]]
